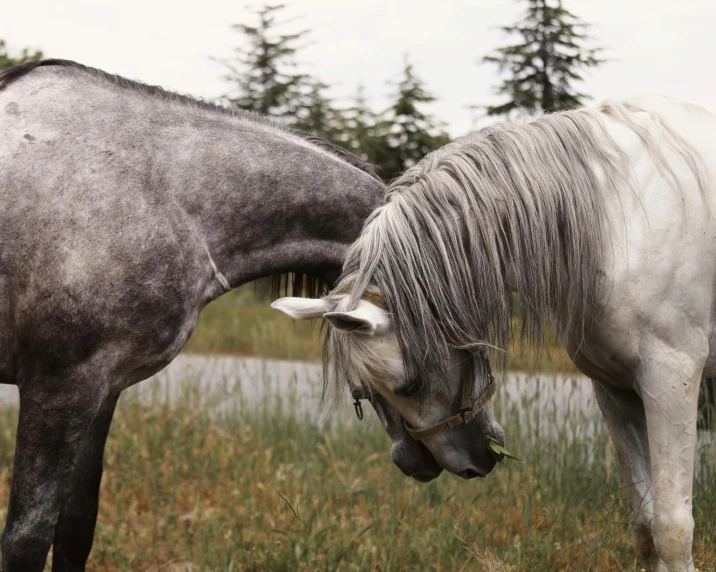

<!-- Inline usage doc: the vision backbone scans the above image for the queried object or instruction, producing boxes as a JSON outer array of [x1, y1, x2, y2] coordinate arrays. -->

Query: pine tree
[[482, 0, 606, 116], [340, 84, 383, 168], [379, 56, 450, 181], [220, 4, 309, 119], [0, 40, 43, 71], [221, 4, 350, 148], [290, 80, 345, 145]]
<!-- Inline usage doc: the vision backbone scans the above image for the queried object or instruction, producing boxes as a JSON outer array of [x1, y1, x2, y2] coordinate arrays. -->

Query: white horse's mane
[[324, 100, 708, 398]]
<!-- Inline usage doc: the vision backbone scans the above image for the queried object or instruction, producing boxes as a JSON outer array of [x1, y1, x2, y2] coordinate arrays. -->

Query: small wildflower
[[554, 542, 561, 551]]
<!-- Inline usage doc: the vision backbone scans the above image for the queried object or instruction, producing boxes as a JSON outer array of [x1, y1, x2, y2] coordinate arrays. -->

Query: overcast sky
[[2, 0, 715, 137]]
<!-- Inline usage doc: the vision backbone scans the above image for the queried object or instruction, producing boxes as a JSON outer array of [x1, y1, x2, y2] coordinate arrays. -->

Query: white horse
[[273, 96, 715, 571]]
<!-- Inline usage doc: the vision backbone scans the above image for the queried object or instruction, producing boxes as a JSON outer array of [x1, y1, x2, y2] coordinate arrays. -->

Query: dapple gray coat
[[0, 60, 384, 571]]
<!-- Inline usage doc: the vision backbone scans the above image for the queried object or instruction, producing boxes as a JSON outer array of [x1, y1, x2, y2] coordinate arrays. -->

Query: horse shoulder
[[581, 99, 716, 384]]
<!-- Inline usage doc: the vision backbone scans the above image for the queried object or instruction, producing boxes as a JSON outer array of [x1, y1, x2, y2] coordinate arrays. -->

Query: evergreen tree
[[0, 39, 43, 70], [221, 4, 348, 147], [219, 8, 451, 183], [482, 0, 606, 116], [221, 4, 309, 119], [340, 84, 383, 168], [290, 79, 346, 145], [379, 56, 450, 181]]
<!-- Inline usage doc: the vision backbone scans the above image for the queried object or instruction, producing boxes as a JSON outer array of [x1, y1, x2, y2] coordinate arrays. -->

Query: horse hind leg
[[51, 394, 119, 572], [0, 368, 106, 572]]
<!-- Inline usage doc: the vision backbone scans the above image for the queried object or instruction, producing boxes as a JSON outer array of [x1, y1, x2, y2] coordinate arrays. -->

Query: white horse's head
[[272, 292, 505, 480]]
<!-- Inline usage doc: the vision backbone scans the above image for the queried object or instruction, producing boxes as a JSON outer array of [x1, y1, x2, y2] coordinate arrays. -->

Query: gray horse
[[0, 59, 385, 571]]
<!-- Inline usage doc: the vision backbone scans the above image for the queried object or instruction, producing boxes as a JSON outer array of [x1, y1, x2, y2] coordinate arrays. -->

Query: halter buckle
[[460, 409, 476, 424]]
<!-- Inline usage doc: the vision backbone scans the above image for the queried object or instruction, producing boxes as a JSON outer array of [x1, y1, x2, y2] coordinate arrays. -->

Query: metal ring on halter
[[350, 383, 373, 421], [353, 399, 364, 420]]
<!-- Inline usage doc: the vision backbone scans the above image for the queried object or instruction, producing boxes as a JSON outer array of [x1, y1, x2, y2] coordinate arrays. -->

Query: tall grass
[[184, 288, 578, 374], [0, 289, 711, 569], [0, 365, 711, 570], [183, 288, 323, 362]]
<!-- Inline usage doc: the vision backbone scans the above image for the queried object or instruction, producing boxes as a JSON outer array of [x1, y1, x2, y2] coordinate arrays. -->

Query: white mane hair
[[324, 100, 707, 398]]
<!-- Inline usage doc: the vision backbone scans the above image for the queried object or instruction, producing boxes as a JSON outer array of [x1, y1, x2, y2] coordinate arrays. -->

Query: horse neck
[[165, 122, 385, 295]]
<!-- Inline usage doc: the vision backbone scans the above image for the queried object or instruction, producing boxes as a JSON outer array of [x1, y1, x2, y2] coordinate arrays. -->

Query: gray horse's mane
[[324, 101, 708, 399], [0, 59, 379, 182]]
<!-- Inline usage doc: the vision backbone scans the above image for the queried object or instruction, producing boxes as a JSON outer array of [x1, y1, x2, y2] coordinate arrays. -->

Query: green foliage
[[184, 285, 579, 373], [219, 3, 348, 149], [335, 83, 384, 166], [220, 5, 450, 183], [183, 287, 323, 361], [375, 55, 451, 181], [0, 39, 43, 71], [336, 60, 450, 182], [482, 0, 606, 116], [0, 366, 711, 569], [486, 435, 520, 462], [290, 79, 347, 146], [220, 4, 310, 119]]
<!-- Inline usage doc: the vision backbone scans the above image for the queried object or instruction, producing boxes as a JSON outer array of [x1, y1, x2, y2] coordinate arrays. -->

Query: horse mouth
[[398, 451, 444, 483], [457, 468, 486, 479], [410, 466, 444, 482], [391, 438, 444, 483]]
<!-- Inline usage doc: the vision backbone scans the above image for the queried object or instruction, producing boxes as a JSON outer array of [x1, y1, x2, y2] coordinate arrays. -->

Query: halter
[[403, 373, 496, 441], [348, 291, 498, 441]]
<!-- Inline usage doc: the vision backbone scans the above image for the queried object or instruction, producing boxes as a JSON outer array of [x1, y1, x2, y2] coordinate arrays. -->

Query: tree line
[[218, 1, 605, 182], [1, 0, 605, 182]]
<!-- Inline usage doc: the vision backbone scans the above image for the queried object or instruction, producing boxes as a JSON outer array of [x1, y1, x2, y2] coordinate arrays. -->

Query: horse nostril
[[457, 468, 484, 479]]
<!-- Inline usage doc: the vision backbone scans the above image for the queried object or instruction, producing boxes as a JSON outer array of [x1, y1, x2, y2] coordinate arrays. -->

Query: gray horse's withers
[[0, 60, 384, 571]]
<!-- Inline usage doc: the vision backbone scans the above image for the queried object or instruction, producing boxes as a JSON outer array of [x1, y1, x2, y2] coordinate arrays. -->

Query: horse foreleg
[[592, 382, 657, 567], [0, 373, 105, 572], [639, 342, 703, 572], [51, 394, 119, 572]]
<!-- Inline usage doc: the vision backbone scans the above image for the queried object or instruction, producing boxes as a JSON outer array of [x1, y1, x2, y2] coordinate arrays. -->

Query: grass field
[[0, 370, 711, 570], [184, 288, 578, 374], [0, 287, 712, 570]]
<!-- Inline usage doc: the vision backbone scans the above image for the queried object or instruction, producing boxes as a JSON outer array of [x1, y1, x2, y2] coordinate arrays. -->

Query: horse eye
[[394, 379, 421, 398]]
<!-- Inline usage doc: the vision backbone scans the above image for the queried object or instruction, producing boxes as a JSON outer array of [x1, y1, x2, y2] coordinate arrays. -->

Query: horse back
[[0, 67, 211, 385]]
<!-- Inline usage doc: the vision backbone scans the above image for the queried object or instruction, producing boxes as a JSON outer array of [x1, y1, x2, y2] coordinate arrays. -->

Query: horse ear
[[324, 306, 389, 336], [271, 297, 330, 320], [323, 311, 373, 333]]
